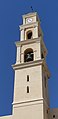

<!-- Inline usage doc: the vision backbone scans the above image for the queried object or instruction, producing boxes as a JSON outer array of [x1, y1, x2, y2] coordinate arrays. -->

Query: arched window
[[24, 48, 34, 62], [27, 30, 32, 40]]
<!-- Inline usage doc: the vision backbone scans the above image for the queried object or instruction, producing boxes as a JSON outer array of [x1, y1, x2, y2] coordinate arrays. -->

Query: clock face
[[27, 18, 32, 23]]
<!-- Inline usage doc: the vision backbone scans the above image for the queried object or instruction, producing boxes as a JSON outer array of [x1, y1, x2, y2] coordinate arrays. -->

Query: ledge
[[22, 12, 37, 19], [15, 37, 41, 47], [20, 21, 39, 30], [12, 59, 43, 70], [12, 59, 50, 78], [12, 98, 49, 108], [12, 98, 44, 108]]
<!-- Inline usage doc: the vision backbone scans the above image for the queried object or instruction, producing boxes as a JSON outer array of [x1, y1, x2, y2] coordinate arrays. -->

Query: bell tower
[[12, 12, 50, 119]]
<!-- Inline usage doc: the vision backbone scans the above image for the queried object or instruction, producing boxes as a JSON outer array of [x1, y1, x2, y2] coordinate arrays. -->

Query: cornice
[[19, 21, 39, 30], [12, 59, 50, 78], [15, 37, 41, 47], [22, 12, 37, 19], [12, 98, 43, 107], [12, 98, 49, 108], [15, 37, 48, 56], [12, 59, 43, 70]]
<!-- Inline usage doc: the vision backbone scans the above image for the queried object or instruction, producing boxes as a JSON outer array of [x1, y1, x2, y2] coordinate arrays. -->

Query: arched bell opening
[[24, 48, 34, 62], [27, 30, 32, 40]]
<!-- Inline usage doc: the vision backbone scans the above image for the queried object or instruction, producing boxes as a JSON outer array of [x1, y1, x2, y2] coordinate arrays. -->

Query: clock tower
[[12, 12, 50, 119]]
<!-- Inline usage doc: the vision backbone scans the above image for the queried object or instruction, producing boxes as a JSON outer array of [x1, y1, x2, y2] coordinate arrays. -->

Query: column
[[16, 46, 21, 64], [33, 25, 38, 38], [20, 29, 25, 41]]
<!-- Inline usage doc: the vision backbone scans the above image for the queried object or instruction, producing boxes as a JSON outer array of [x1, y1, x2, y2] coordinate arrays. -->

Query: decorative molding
[[20, 22, 39, 30], [22, 12, 37, 19], [12, 59, 50, 78], [15, 37, 41, 47], [12, 98, 44, 108]]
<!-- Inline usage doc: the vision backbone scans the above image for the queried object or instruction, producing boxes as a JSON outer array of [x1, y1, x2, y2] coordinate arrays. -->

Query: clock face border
[[27, 18, 33, 23]]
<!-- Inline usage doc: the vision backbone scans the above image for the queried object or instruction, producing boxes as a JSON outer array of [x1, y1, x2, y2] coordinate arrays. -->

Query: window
[[27, 86, 29, 93], [27, 31, 32, 39], [27, 75, 29, 82], [53, 115, 55, 118]]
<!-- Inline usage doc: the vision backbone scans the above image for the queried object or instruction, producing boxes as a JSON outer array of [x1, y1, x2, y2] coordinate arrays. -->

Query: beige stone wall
[[13, 65, 42, 103], [13, 101, 44, 119]]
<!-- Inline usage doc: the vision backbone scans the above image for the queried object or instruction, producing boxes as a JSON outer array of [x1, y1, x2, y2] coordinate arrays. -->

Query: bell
[[26, 53, 32, 62]]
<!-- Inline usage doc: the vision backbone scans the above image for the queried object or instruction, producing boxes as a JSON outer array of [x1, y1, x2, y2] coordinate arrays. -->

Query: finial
[[30, 6, 34, 12]]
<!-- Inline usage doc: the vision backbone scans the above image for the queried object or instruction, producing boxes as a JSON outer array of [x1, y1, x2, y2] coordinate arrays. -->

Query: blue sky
[[0, 0, 58, 116]]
